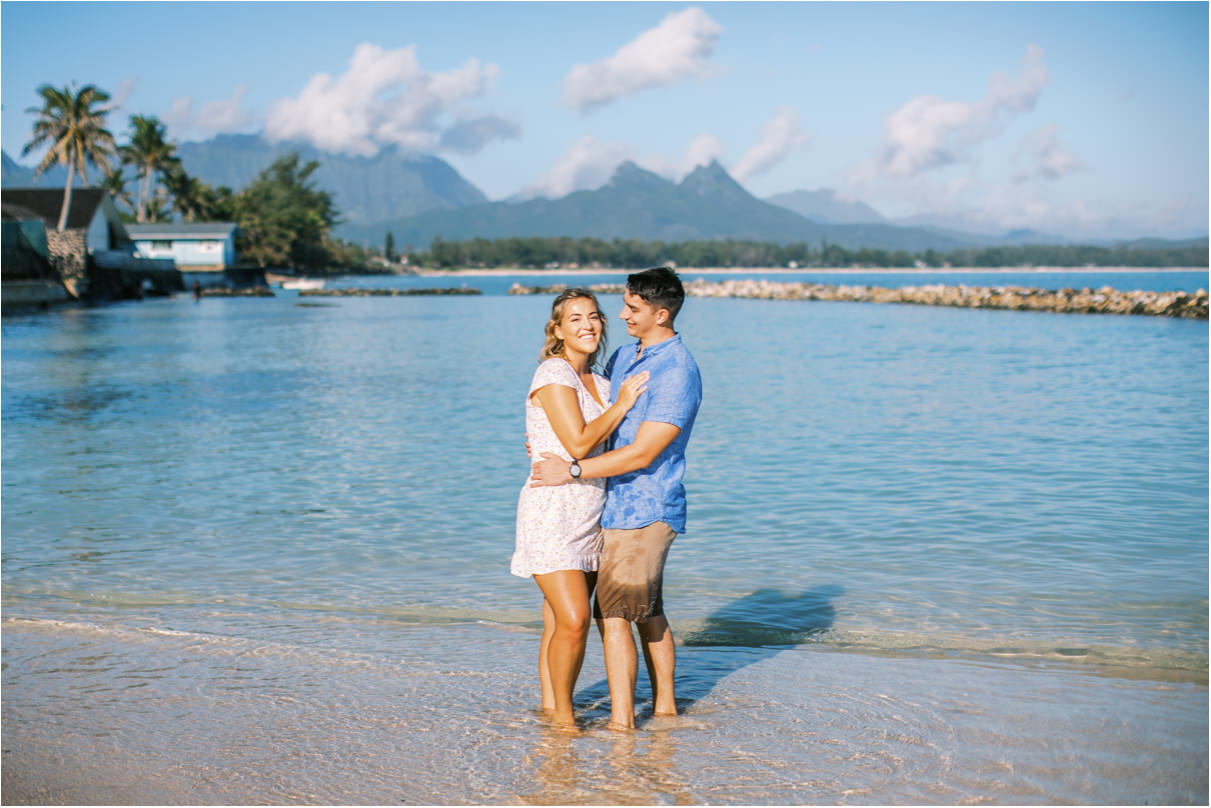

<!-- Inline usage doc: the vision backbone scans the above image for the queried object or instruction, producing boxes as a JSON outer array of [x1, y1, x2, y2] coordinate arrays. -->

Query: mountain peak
[[607, 160, 669, 189], [679, 160, 751, 199], [687, 159, 729, 176], [172, 134, 488, 233]]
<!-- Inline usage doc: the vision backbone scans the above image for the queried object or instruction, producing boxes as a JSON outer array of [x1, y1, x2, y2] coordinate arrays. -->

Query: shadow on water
[[577, 585, 844, 720]]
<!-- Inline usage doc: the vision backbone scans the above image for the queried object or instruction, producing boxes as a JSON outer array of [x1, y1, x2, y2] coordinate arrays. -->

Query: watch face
[[570, 461, 581, 478]]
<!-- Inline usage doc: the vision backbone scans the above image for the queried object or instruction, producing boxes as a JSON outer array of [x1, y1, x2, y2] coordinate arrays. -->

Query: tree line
[[22, 81, 368, 274], [413, 236, 1208, 270]]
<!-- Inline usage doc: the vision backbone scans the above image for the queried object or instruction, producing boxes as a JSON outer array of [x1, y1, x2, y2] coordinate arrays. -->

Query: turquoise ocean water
[[2, 270, 1207, 804]]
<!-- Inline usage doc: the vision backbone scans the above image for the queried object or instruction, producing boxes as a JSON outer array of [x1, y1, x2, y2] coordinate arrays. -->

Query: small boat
[[281, 278, 326, 291]]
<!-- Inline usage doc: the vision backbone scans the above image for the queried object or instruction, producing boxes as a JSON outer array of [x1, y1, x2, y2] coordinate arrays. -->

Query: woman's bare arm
[[529, 420, 680, 487], [532, 371, 648, 459]]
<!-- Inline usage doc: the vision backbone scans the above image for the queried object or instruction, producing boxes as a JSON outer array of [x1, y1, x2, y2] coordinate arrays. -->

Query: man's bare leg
[[638, 615, 677, 715], [597, 616, 638, 729]]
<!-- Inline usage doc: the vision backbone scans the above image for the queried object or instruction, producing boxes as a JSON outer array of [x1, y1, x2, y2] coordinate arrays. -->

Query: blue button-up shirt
[[601, 334, 702, 533]]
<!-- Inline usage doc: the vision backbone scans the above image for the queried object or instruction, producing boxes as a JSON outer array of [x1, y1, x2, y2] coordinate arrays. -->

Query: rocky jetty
[[508, 280, 1208, 320], [298, 287, 482, 296], [201, 286, 274, 297]]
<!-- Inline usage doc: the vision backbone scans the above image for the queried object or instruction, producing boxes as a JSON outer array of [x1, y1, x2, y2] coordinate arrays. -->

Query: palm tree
[[162, 166, 209, 222], [22, 83, 117, 231], [119, 115, 179, 222], [141, 193, 172, 224], [99, 165, 135, 215]]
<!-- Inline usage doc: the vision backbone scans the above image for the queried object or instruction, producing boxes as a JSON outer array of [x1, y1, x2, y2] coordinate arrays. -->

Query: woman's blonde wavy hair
[[539, 288, 607, 370]]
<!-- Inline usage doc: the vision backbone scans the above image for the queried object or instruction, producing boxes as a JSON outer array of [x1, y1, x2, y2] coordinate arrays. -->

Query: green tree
[[22, 83, 117, 231], [162, 165, 212, 222], [141, 194, 172, 225], [236, 153, 338, 272], [384, 231, 396, 262], [409, 236, 1208, 272], [119, 115, 179, 222], [99, 164, 135, 216]]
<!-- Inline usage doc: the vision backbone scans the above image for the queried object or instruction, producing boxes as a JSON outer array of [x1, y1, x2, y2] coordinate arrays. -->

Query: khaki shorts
[[593, 521, 678, 622]]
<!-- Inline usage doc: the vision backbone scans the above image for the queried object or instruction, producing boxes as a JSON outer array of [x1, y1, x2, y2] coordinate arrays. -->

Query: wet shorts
[[593, 521, 678, 622]]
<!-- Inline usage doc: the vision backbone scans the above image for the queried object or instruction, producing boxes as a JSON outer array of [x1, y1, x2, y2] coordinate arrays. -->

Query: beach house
[[1, 188, 179, 304], [126, 222, 246, 288]]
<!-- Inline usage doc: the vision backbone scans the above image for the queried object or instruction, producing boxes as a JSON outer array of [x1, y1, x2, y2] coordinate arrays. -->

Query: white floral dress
[[511, 358, 610, 578]]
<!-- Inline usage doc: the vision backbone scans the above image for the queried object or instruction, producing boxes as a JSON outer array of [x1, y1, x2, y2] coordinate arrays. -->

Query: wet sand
[[2, 617, 1206, 805]]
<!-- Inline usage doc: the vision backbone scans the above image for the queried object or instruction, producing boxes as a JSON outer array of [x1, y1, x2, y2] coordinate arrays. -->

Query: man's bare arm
[[530, 421, 681, 486]]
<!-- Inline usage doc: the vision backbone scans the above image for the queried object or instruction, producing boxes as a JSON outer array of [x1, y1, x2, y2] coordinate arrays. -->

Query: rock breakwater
[[508, 280, 1208, 319], [299, 287, 482, 296], [201, 287, 274, 297]]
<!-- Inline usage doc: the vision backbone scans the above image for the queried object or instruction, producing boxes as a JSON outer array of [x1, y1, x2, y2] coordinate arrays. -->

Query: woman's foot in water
[[547, 710, 580, 732]]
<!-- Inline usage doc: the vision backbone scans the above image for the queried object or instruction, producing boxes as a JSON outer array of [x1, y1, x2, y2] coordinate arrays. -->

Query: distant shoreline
[[418, 266, 1209, 277]]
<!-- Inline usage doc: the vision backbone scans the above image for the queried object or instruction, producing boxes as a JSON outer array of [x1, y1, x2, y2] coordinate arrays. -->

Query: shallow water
[[2, 274, 1207, 803], [2, 620, 1205, 805]]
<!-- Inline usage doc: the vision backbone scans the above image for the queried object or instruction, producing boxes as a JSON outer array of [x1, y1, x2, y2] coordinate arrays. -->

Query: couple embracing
[[512, 267, 702, 730]]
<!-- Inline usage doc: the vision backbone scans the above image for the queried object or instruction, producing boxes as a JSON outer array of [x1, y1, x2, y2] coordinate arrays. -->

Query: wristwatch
[[569, 460, 582, 480]]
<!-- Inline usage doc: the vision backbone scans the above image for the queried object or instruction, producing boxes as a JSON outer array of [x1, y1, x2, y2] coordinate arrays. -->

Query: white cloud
[[200, 85, 256, 133], [111, 76, 137, 111], [263, 43, 508, 156], [562, 7, 722, 112], [864, 45, 1050, 179], [683, 134, 725, 173], [520, 136, 636, 198], [974, 184, 1055, 231], [1012, 124, 1085, 182], [439, 115, 521, 154], [730, 106, 811, 183], [162, 97, 195, 138], [163, 85, 256, 140], [893, 181, 1206, 241]]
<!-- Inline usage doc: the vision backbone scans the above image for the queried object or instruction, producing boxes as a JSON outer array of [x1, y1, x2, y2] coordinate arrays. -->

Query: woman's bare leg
[[539, 598, 556, 711], [533, 570, 595, 726]]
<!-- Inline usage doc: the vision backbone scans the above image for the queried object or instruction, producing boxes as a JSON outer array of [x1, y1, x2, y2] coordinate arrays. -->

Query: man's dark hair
[[626, 266, 686, 322]]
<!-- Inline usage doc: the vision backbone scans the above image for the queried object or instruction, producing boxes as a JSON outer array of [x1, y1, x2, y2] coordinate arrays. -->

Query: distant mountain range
[[762, 187, 1070, 246], [345, 160, 1190, 252], [3, 151, 78, 188], [174, 134, 486, 228], [340, 160, 1022, 252], [341, 160, 948, 250], [4, 135, 1206, 252], [763, 188, 886, 225]]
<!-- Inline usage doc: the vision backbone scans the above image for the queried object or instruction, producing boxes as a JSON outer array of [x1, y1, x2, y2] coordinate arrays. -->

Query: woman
[[512, 289, 648, 727]]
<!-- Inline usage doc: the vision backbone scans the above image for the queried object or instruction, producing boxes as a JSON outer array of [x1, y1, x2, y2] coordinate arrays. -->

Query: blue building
[[127, 222, 240, 287]]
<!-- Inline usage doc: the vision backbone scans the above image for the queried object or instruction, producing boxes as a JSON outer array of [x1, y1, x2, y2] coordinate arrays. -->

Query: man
[[531, 267, 702, 729]]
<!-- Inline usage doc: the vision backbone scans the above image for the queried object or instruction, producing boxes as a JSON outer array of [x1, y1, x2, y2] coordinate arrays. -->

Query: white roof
[[126, 222, 237, 240]]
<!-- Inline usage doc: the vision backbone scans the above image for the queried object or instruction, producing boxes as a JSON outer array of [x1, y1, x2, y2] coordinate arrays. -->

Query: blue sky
[[3, 1, 1207, 239]]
